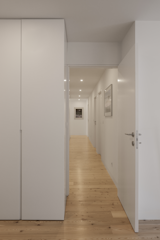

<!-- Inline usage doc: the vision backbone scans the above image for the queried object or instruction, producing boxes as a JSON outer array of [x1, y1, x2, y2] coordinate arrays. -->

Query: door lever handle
[[125, 132, 134, 137]]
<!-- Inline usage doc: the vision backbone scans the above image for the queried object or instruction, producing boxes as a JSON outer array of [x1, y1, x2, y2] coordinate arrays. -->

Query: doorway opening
[[66, 64, 139, 234]]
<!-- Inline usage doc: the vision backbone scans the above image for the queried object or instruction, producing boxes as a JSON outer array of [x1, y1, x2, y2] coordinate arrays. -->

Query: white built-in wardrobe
[[0, 19, 67, 220]]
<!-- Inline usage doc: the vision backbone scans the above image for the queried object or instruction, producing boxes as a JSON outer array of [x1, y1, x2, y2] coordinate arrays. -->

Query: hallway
[[66, 135, 135, 238]]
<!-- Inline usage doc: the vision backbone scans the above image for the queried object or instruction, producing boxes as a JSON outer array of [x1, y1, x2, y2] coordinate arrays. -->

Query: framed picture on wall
[[104, 84, 112, 117], [74, 108, 83, 119]]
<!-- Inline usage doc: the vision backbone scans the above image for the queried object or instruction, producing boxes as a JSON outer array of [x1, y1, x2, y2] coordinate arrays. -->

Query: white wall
[[70, 99, 88, 136], [136, 21, 160, 220], [67, 42, 120, 66], [88, 68, 118, 186], [120, 23, 135, 60]]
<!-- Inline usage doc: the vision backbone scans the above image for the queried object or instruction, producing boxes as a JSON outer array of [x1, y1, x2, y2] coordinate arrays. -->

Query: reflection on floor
[[0, 135, 160, 239]]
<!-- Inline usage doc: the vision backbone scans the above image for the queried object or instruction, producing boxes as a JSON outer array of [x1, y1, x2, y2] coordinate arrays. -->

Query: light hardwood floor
[[0, 135, 160, 239]]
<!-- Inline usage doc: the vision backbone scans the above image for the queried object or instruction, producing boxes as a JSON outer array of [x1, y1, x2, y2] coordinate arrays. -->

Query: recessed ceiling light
[[78, 99, 80, 100], [79, 89, 82, 91], [80, 79, 83, 82], [64, 79, 66, 82]]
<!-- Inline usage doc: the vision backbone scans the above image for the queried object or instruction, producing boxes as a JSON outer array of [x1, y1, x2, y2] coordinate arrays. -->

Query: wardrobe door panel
[[22, 20, 65, 220], [0, 20, 21, 220]]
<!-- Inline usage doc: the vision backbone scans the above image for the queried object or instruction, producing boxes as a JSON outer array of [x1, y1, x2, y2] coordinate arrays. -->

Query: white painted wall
[[67, 42, 120, 66], [22, 19, 66, 220], [88, 68, 118, 187], [120, 23, 135, 60], [70, 99, 88, 136], [136, 21, 160, 220]]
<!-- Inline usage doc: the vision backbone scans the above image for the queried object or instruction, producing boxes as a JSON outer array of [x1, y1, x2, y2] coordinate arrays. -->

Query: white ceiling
[[0, 0, 160, 42], [70, 67, 106, 99], [2, 1, 159, 98]]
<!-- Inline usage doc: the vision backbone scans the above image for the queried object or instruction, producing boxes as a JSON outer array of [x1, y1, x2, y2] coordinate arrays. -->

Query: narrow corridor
[[65, 136, 135, 238]]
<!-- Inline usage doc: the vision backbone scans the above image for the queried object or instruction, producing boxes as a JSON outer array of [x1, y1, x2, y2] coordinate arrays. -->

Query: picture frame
[[104, 84, 112, 117], [74, 107, 84, 119]]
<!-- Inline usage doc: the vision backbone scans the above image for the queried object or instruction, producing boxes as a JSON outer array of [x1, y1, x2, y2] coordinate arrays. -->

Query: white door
[[0, 20, 21, 219], [118, 45, 138, 232]]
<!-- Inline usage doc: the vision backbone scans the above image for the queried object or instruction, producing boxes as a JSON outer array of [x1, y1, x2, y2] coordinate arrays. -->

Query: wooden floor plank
[[0, 135, 159, 240]]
